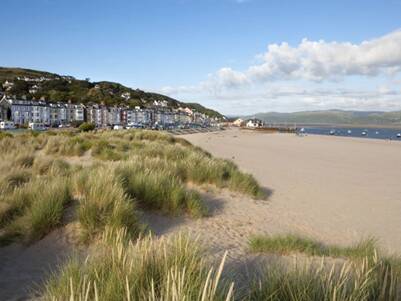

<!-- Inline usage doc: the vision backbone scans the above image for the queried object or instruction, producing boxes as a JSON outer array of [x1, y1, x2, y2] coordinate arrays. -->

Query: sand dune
[[178, 128, 401, 254]]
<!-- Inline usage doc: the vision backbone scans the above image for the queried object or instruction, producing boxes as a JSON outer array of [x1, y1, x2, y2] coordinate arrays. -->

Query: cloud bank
[[160, 30, 401, 114]]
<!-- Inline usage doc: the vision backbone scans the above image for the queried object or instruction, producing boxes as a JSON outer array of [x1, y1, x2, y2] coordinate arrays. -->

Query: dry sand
[[175, 128, 401, 255]]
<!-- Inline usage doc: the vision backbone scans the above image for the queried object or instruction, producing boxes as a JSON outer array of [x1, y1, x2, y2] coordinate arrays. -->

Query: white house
[[246, 118, 264, 128], [233, 118, 245, 127]]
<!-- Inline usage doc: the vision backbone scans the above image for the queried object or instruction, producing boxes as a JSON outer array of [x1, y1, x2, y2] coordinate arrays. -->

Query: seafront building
[[0, 95, 212, 128]]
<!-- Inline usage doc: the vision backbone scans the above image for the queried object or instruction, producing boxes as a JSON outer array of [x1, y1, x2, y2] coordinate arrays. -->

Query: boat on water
[[361, 131, 367, 136], [397, 133, 401, 138], [329, 130, 335, 135], [300, 128, 305, 132], [375, 131, 380, 135], [347, 130, 352, 134]]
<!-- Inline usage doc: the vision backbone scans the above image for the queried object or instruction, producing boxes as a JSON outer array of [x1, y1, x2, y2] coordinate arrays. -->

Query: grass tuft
[[249, 255, 399, 301], [77, 168, 140, 240], [43, 229, 233, 300], [249, 234, 377, 259], [2, 178, 72, 242]]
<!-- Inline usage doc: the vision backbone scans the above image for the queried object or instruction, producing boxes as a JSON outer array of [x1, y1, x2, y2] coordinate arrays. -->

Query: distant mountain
[[246, 110, 401, 126], [0, 67, 223, 118]]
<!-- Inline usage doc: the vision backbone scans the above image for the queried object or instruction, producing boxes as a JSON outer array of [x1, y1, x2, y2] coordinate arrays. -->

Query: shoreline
[[296, 123, 401, 129], [238, 128, 401, 142]]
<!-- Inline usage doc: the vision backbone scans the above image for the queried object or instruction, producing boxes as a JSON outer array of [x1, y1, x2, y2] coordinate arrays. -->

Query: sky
[[1, 0, 401, 115]]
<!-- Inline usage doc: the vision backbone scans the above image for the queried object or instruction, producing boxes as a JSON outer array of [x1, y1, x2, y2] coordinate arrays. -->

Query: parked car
[[29, 122, 47, 131], [0, 121, 16, 130]]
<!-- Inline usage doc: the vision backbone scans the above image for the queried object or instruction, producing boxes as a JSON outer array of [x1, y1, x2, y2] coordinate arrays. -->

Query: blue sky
[[1, 0, 401, 115]]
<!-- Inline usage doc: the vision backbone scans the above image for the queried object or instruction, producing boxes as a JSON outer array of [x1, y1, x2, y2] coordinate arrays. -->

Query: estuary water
[[299, 126, 401, 141]]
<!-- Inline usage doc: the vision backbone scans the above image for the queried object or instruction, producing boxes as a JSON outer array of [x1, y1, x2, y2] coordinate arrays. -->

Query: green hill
[[247, 110, 401, 126], [0, 67, 223, 118]]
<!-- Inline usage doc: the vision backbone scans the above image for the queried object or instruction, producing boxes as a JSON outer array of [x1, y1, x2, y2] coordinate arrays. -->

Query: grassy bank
[[43, 228, 234, 300], [247, 234, 401, 300], [0, 129, 264, 244], [43, 229, 400, 300]]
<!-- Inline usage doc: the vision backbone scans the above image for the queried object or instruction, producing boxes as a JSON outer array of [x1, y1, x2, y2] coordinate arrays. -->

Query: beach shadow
[[261, 187, 274, 200], [141, 191, 227, 235], [199, 191, 225, 216], [140, 212, 188, 236], [222, 254, 288, 289]]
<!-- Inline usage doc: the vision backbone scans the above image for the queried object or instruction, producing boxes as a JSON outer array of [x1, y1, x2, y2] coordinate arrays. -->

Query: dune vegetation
[[249, 234, 378, 259], [0, 129, 264, 244], [43, 228, 234, 300], [248, 234, 401, 300], [43, 228, 400, 300]]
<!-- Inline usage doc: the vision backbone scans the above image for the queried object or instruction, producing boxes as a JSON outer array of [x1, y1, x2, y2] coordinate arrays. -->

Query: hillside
[[248, 110, 401, 126], [0, 67, 223, 118]]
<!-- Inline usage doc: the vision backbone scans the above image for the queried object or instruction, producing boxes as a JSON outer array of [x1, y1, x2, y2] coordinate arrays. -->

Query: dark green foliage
[[78, 122, 95, 132], [0, 131, 13, 140], [0, 67, 224, 118]]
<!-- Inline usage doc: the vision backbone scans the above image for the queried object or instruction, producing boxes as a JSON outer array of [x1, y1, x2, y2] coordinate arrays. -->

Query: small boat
[[375, 131, 379, 135], [329, 130, 335, 135], [361, 131, 367, 136], [300, 128, 305, 132], [347, 130, 352, 134], [397, 133, 401, 138]]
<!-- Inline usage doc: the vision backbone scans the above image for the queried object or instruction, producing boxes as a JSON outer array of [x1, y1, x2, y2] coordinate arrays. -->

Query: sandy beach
[[178, 128, 401, 254]]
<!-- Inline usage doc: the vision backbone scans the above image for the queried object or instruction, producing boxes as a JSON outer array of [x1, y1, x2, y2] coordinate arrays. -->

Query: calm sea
[[299, 126, 401, 141]]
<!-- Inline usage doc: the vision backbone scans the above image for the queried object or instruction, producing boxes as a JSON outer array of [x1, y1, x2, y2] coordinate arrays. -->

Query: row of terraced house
[[0, 96, 210, 128]]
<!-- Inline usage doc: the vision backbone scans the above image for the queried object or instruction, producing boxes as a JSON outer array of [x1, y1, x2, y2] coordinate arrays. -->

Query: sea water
[[299, 126, 401, 141]]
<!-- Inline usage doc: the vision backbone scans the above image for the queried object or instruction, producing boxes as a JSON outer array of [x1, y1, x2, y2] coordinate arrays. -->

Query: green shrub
[[78, 122, 95, 132], [0, 131, 13, 140]]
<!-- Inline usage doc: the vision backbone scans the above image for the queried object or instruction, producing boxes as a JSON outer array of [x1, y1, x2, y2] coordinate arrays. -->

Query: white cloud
[[248, 30, 401, 82], [159, 29, 401, 114]]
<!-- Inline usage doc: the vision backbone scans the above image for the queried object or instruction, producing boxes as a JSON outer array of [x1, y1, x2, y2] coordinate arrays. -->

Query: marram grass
[[77, 167, 140, 241], [249, 234, 378, 259], [0, 129, 265, 245], [248, 254, 399, 301], [42, 228, 234, 301], [42, 229, 400, 301], [1, 177, 72, 243]]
